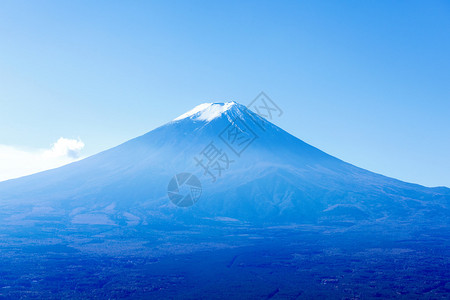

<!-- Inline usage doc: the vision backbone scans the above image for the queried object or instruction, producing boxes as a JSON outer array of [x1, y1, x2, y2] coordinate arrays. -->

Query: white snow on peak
[[174, 101, 237, 122]]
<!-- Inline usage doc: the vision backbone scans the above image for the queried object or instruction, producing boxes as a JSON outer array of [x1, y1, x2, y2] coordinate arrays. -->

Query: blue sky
[[0, 0, 449, 187]]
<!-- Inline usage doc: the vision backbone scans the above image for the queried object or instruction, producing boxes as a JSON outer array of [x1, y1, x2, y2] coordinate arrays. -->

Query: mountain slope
[[0, 102, 448, 225]]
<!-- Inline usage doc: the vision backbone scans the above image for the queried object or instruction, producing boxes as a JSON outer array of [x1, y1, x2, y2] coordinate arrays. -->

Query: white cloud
[[43, 137, 85, 159], [0, 137, 85, 182]]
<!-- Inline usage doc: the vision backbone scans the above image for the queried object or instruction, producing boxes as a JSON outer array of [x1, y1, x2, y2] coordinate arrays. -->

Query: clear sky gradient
[[0, 1, 449, 187]]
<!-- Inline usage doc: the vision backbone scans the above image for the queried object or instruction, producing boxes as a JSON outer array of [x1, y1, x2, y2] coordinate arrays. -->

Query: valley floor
[[0, 222, 449, 299]]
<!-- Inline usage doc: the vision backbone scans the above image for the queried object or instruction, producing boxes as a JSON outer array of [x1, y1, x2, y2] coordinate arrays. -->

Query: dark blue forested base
[[0, 222, 449, 299]]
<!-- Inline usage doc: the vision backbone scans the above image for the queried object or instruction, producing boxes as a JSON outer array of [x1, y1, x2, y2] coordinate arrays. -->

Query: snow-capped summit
[[173, 101, 239, 122]]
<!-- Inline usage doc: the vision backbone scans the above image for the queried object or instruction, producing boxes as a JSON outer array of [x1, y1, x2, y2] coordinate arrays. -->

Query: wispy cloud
[[0, 138, 85, 182]]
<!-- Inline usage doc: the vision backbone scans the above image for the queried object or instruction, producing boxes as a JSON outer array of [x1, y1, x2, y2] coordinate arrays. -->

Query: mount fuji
[[0, 101, 449, 226], [1, 101, 450, 298]]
